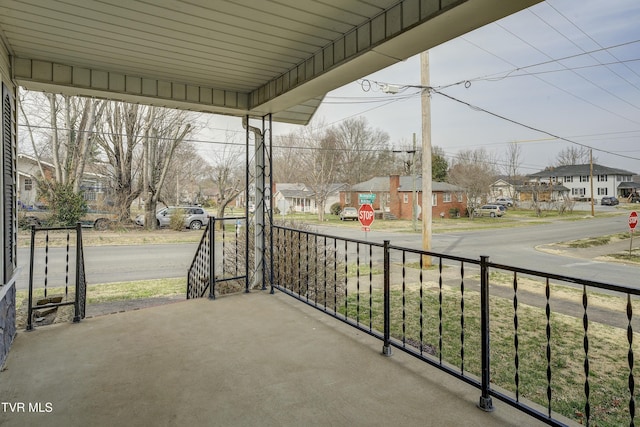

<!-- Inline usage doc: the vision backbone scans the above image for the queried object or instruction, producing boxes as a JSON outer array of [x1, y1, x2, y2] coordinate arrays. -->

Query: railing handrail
[[187, 215, 248, 300], [269, 225, 636, 427], [26, 222, 86, 330]]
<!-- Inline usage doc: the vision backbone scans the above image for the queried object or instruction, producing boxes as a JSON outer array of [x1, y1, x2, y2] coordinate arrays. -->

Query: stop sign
[[630, 211, 638, 230], [358, 204, 375, 228]]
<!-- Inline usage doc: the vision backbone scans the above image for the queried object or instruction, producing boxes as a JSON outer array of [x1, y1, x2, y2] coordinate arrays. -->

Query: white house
[[17, 153, 109, 209], [273, 183, 345, 214], [526, 164, 638, 202]]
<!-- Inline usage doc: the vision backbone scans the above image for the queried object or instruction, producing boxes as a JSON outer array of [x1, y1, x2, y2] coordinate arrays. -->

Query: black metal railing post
[[478, 255, 494, 411], [26, 225, 36, 331], [73, 222, 82, 323], [208, 216, 216, 300], [382, 240, 392, 357]]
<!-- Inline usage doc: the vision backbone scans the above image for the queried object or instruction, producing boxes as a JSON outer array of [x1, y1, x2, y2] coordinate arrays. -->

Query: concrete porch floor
[[0, 291, 549, 427]]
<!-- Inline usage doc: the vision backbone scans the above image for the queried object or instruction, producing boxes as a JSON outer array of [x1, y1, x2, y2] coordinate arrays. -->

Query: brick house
[[340, 175, 467, 219]]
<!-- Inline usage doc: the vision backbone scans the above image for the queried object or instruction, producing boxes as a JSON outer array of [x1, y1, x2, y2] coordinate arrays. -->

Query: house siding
[[342, 176, 467, 220], [1, 37, 17, 369]]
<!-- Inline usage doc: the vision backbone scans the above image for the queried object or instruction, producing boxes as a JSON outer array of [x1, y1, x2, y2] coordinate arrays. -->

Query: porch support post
[[244, 116, 266, 291]]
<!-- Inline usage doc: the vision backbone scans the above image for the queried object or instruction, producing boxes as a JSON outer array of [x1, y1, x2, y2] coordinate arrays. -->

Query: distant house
[[516, 183, 570, 203], [17, 153, 109, 209], [340, 175, 467, 219], [490, 176, 526, 201], [526, 164, 638, 202], [340, 177, 391, 212], [273, 183, 346, 214]]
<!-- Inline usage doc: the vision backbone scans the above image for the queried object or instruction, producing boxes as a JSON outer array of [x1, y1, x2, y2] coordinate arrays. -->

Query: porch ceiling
[[0, 0, 541, 124]]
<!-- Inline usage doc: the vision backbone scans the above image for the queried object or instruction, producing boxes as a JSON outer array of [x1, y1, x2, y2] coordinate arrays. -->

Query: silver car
[[473, 204, 504, 218], [135, 206, 209, 230]]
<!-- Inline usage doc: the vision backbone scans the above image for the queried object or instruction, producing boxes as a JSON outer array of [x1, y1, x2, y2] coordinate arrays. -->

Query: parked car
[[339, 207, 358, 221], [18, 206, 117, 230], [600, 196, 619, 206], [135, 206, 209, 230], [494, 197, 514, 207], [473, 204, 504, 218]]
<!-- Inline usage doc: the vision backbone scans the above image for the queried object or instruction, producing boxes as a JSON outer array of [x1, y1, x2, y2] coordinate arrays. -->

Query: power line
[[429, 87, 640, 162]]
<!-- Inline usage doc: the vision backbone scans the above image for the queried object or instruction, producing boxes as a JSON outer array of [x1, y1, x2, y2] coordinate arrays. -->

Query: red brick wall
[[389, 175, 467, 219]]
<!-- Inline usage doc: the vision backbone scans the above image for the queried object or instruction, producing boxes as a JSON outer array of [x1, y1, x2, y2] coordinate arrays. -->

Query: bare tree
[[141, 107, 194, 229], [19, 91, 105, 189], [503, 142, 522, 177], [331, 117, 390, 185], [448, 148, 499, 218], [556, 146, 595, 166], [297, 126, 341, 222], [93, 102, 147, 222], [503, 141, 522, 198], [273, 133, 306, 183], [205, 138, 245, 221]]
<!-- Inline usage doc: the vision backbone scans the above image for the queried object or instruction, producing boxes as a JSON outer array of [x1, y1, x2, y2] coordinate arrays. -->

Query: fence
[[271, 224, 638, 427], [26, 223, 87, 330]]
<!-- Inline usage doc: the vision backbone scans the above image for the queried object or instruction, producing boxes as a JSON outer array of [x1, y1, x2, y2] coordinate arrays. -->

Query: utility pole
[[421, 51, 433, 266], [412, 133, 418, 232], [590, 149, 595, 216]]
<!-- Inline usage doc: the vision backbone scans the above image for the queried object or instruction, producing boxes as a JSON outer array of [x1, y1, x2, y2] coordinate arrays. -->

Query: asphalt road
[[16, 243, 199, 291], [15, 213, 639, 290], [316, 213, 639, 287]]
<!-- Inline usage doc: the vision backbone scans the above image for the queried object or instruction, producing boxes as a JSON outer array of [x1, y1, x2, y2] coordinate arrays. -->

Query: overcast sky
[[204, 0, 640, 176]]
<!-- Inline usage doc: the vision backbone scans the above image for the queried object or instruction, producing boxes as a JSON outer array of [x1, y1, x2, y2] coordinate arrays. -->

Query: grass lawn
[[340, 282, 638, 427]]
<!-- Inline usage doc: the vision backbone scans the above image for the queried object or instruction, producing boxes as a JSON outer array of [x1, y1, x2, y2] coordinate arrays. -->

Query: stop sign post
[[358, 203, 375, 231], [629, 211, 637, 258]]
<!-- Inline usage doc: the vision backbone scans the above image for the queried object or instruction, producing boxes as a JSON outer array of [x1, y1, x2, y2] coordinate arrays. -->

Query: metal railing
[[187, 216, 248, 299], [270, 224, 639, 427], [27, 223, 87, 330]]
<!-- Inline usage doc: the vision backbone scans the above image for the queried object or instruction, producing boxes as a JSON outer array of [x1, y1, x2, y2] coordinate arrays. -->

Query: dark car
[[600, 197, 619, 206]]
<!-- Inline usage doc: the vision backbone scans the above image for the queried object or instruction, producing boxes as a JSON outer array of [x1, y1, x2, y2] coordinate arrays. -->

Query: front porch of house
[[0, 291, 542, 427]]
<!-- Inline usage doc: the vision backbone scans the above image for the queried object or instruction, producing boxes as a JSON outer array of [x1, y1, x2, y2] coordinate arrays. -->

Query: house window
[[564, 176, 573, 183], [346, 193, 351, 205], [572, 188, 585, 196], [403, 194, 408, 204], [24, 178, 33, 191], [432, 193, 437, 206], [456, 192, 463, 202], [580, 176, 589, 182], [598, 188, 608, 196], [443, 192, 451, 203], [598, 175, 607, 182]]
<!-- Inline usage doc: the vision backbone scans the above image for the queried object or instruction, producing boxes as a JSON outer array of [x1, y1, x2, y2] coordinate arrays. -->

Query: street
[[315, 213, 639, 287], [15, 214, 639, 291]]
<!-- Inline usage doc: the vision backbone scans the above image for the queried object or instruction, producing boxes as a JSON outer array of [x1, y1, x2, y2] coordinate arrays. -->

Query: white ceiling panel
[[0, 0, 541, 124]]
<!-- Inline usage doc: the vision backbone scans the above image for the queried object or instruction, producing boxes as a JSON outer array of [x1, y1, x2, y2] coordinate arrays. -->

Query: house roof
[[617, 182, 640, 190], [398, 176, 464, 193], [278, 188, 314, 198], [349, 176, 463, 193], [527, 164, 636, 178], [350, 177, 390, 192], [275, 183, 346, 198], [492, 176, 527, 186]]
